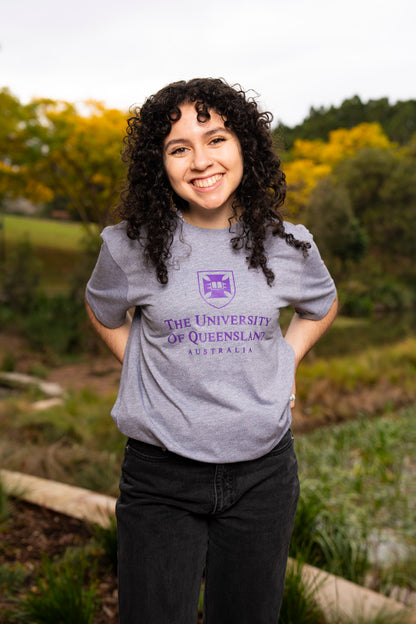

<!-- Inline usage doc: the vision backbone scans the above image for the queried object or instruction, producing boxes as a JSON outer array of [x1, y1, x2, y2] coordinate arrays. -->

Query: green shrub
[[17, 553, 98, 624], [290, 488, 369, 585], [0, 237, 41, 309], [92, 515, 118, 574], [338, 606, 412, 624], [23, 292, 86, 356], [1, 351, 16, 372], [0, 479, 12, 524], [372, 551, 416, 597], [290, 487, 325, 563], [0, 561, 30, 594], [341, 291, 374, 317], [312, 520, 369, 584], [371, 278, 416, 311], [280, 561, 325, 624]]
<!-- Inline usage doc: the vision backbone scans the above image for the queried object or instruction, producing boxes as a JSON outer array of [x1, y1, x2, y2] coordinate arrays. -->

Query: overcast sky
[[1, 0, 415, 127]]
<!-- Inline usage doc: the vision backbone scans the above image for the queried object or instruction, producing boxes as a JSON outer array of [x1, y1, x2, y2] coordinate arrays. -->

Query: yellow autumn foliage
[[31, 100, 127, 229], [0, 162, 53, 203], [283, 123, 394, 217], [283, 160, 331, 217]]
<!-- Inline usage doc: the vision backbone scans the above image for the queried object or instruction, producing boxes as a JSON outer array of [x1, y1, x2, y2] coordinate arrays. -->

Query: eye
[[210, 137, 226, 146], [169, 146, 188, 156]]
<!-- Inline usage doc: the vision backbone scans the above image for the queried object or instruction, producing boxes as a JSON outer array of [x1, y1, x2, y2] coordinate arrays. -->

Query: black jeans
[[116, 428, 299, 624]]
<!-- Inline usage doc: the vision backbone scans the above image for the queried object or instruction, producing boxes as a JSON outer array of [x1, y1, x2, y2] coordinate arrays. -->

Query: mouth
[[191, 174, 223, 189]]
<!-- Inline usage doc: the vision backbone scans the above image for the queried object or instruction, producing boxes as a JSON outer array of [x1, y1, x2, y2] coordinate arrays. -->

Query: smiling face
[[163, 103, 244, 228]]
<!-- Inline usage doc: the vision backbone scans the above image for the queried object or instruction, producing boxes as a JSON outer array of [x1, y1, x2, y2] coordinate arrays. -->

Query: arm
[[85, 299, 133, 364], [284, 294, 338, 405]]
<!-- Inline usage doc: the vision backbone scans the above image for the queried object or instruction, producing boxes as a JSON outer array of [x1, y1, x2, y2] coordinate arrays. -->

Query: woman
[[86, 78, 337, 624]]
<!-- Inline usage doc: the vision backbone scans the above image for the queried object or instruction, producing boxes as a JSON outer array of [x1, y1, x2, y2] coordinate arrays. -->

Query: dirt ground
[[0, 499, 119, 624], [0, 332, 122, 396]]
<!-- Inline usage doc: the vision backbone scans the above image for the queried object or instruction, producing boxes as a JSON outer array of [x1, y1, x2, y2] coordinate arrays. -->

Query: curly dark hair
[[117, 77, 310, 285]]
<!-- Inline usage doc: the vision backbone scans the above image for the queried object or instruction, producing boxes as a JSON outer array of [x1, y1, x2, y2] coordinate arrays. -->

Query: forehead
[[165, 102, 227, 137]]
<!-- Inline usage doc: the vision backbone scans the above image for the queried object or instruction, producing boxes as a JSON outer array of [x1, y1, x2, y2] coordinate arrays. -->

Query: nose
[[191, 146, 213, 171]]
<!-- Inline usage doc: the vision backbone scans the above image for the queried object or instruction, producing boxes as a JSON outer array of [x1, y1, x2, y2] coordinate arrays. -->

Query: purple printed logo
[[197, 271, 236, 309]]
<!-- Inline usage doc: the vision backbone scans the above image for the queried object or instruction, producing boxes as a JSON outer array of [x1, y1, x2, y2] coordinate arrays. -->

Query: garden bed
[[0, 499, 118, 624]]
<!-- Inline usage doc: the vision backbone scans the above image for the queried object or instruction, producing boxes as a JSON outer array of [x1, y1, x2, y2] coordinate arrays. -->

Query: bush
[[17, 553, 98, 624], [290, 487, 369, 585], [280, 561, 325, 624], [23, 292, 87, 356], [0, 479, 12, 524], [0, 237, 41, 309], [92, 515, 118, 574], [0, 562, 30, 595], [341, 292, 374, 317], [371, 278, 416, 311]]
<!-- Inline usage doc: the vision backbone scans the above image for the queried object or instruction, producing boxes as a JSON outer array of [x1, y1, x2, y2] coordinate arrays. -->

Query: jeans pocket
[[125, 438, 170, 462], [268, 428, 294, 457]]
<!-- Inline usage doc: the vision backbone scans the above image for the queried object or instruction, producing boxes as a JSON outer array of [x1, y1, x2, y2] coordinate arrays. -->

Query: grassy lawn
[[2, 215, 90, 252], [1, 215, 99, 292]]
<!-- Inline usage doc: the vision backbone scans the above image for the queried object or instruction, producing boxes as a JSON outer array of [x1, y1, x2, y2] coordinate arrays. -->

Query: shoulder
[[100, 221, 144, 271], [282, 221, 313, 244], [265, 221, 313, 258], [101, 221, 129, 245]]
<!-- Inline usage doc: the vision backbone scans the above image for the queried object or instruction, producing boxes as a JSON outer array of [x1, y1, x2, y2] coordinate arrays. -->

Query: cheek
[[164, 161, 179, 189], [232, 142, 244, 174], [235, 151, 244, 183]]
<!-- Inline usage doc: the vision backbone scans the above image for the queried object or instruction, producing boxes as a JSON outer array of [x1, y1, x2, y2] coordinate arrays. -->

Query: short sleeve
[[294, 237, 337, 320], [85, 241, 132, 328]]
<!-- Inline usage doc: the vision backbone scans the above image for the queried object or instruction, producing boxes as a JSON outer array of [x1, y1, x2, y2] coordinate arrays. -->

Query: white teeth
[[192, 174, 222, 188]]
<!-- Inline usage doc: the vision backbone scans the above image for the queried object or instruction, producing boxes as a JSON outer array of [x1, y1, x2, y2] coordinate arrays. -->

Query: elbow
[[333, 292, 339, 316], [85, 297, 97, 325], [85, 296, 92, 317], [327, 292, 339, 326]]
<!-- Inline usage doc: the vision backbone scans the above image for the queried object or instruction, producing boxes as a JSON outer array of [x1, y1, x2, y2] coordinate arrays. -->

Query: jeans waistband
[[127, 428, 293, 465]]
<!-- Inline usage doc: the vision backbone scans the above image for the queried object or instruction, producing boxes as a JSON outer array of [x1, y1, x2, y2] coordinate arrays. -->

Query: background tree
[[0, 91, 127, 236], [333, 146, 416, 264], [275, 96, 416, 149], [0, 88, 53, 203], [28, 100, 127, 234], [306, 177, 367, 279], [283, 123, 394, 219]]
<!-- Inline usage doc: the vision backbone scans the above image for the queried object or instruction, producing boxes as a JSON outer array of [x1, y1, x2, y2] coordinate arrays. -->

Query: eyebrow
[[164, 126, 233, 152]]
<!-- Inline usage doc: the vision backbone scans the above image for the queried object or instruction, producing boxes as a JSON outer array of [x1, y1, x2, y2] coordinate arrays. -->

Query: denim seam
[[212, 464, 222, 514]]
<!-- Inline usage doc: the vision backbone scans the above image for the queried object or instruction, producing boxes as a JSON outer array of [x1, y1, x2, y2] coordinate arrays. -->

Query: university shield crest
[[197, 270, 236, 309]]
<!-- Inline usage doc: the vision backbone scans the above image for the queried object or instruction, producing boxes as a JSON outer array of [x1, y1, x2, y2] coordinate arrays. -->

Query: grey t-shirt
[[86, 218, 336, 463]]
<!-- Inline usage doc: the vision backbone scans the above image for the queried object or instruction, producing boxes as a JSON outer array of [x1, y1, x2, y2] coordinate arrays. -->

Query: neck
[[182, 204, 240, 230]]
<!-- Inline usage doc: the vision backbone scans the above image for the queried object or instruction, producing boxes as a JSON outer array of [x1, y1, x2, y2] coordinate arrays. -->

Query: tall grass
[[0, 561, 29, 596], [290, 486, 369, 584], [295, 407, 416, 541], [299, 336, 416, 396], [334, 607, 412, 624], [0, 478, 10, 523], [17, 553, 98, 624], [92, 515, 118, 574], [280, 561, 325, 624]]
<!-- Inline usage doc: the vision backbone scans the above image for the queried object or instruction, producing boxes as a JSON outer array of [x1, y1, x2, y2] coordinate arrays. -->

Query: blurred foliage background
[[1, 88, 415, 317]]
